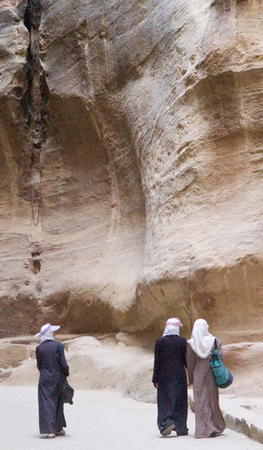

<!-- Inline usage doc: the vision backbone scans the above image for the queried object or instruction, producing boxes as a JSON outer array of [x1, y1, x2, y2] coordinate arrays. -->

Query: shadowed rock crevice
[[19, 0, 49, 230]]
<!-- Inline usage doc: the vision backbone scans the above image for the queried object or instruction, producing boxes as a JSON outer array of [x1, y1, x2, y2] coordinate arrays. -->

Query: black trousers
[[38, 373, 66, 434], [157, 375, 188, 435]]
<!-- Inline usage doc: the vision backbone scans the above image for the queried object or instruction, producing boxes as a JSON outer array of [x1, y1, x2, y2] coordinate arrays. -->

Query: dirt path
[[1, 386, 262, 449]]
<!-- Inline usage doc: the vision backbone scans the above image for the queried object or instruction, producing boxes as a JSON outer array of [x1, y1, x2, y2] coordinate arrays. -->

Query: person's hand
[[153, 382, 158, 388]]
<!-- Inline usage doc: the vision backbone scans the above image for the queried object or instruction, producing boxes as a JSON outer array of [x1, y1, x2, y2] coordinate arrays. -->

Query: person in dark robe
[[35, 323, 69, 439], [187, 318, 226, 438], [152, 317, 188, 437]]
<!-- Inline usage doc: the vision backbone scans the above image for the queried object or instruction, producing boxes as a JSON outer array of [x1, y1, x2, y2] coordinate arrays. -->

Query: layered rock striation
[[0, 0, 263, 339]]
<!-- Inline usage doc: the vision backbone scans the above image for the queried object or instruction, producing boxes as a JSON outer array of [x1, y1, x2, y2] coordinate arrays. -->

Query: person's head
[[35, 323, 60, 342], [191, 318, 209, 337], [188, 318, 215, 358], [162, 317, 183, 337]]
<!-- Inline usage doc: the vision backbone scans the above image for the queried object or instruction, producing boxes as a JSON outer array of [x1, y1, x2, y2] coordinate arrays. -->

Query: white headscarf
[[35, 323, 60, 342], [188, 318, 215, 359], [162, 317, 183, 337]]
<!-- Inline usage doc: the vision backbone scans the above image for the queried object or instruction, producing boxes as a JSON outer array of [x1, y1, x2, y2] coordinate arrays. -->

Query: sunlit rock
[[0, 0, 263, 339]]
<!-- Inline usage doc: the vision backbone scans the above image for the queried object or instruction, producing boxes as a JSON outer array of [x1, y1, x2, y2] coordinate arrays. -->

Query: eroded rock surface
[[1, 336, 263, 403], [0, 0, 263, 338]]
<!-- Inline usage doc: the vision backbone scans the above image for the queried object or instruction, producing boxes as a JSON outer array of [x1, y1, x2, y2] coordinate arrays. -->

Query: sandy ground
[[0, 386, 262, 450]]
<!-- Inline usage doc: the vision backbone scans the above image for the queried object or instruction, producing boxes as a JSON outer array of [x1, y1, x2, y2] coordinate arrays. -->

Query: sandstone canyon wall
[[0, 0, 263, 340]]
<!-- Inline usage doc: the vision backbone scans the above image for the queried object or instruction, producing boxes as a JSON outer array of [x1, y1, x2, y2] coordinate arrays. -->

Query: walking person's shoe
[[56, 429, 66, 435], [209, 432, 220, 438], [177, 431, 188, 436], [161, 424, 175, 436], [40, 433, 56, 438]]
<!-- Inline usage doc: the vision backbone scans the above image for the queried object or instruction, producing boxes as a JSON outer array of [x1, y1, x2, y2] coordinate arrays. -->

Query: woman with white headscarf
[[187, 318, 225, 438], [152, 318, 188, 437], [35, 323, 69, 438]]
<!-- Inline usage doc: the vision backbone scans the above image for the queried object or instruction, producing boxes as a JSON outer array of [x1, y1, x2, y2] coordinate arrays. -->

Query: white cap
[[166, 317, 183, 327], [35, 323, 60, 338]]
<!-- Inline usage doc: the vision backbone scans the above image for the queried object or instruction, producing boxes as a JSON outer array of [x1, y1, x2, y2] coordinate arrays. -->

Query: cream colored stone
[[0, 1, 263, 338], [0, 336, 263, 405], [0, 343, 26, 362]]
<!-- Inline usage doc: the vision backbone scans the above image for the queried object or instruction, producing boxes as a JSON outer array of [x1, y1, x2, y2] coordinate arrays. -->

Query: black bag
[[56, 342, 74, 404], [60, 377, 74, 404], [209, 339, 233, 389]]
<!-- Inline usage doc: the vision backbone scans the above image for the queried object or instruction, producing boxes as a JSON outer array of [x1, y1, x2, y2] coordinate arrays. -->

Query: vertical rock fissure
[[23, 0, 48, 228]]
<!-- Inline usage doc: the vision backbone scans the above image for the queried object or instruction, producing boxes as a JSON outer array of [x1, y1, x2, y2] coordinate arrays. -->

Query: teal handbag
[[209, 339, 233, 388]]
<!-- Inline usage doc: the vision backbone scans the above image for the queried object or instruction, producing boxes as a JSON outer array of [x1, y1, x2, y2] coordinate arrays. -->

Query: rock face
[[2, 336, 263, 403], [0, 334, 157, 403], [1, 0, 263, 338]]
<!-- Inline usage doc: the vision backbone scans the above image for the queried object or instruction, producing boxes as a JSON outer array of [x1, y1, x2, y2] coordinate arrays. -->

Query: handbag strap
[[214, 338, 217, 350], [56, 343, 63, 371], [56, 342, 61, 359], [56, 342, 67, 381]]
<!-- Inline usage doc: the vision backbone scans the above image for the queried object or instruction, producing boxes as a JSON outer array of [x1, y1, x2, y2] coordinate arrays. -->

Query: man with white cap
[[35, 323, 69, 438], [152, 318, 188, 437]]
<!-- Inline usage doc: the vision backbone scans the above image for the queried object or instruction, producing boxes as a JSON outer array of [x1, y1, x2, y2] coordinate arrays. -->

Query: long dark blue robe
[[152, 335, 188, 435], [36, 340, 69, 434]]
